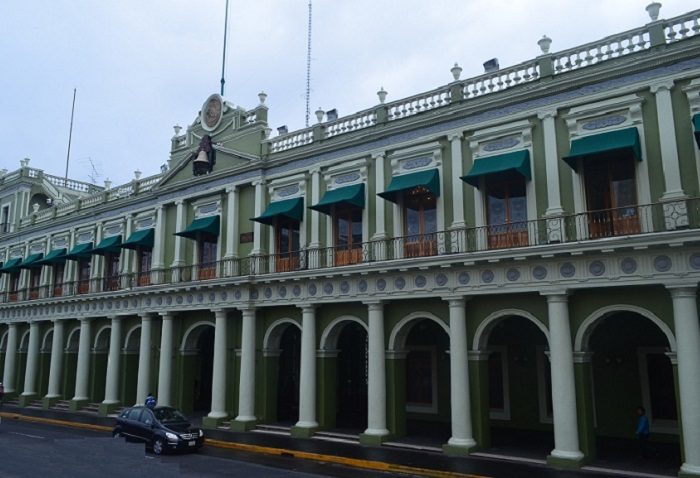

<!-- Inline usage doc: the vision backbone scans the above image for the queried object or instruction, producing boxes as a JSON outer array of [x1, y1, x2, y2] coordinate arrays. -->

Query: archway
[[583, 309, 679, 466], [276, 325, 301, 424], [0, 329, 8, 376], [16, 329, 30, 394], [179, 322, 215, 415], [63, 327, 80, 401], [91, 326, 110, 403], [335, 321, 368, 430], [121, 326, 141, 406], [38, 328, 53, 398]]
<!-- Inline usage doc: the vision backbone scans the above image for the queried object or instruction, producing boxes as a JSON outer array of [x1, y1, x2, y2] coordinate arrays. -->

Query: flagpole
[[64, 88, 77, 186], [221, 0, 230, 96]]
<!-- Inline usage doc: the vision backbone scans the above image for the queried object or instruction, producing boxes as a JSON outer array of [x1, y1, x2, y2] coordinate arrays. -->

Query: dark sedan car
[[113, 406, 204, 455]]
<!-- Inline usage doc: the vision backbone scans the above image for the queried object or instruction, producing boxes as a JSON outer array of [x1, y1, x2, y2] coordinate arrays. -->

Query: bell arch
[[262, 318, 301, 352], [472, 308, 550, 351], [388, 311, 449, 352], [180, 320, 216, 351], [319, 315, 367, 351]]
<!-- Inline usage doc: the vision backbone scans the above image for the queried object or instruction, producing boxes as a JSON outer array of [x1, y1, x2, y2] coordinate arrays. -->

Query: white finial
[[134, 170, 142, 180], [173, 124, 182, 136], [646, 2, 661, 21], [315, 107, 325, 123], [104, 178, 112, 190], [32, 203, 40, 213], [451, 63, 463, 81], [258, 91, 268, 105], [20, 158, 30, 168], [538, 35, 552, 54], [377, 87, 388, 104]]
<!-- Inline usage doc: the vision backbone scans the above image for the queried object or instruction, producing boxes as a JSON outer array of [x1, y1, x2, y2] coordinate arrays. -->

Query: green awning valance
[[65, 242, 94, 260], [693, 114, 700, 149], [36, 248, 67, 265], [252, 198, 304, 225], [91, 235, 123, 255], [120, 229, 154, 250], [563, 127, 642, 170], [0, 258, 22, 273], [378, 168, 440, 203], [310, 184, 365, 215], [461, 150, 531, 188], [175, 215, 220, 239], [19, 253, 44, 269]]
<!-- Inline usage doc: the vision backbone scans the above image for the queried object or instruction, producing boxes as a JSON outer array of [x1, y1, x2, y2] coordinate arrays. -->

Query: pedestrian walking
[[636, 406, 650, 458]]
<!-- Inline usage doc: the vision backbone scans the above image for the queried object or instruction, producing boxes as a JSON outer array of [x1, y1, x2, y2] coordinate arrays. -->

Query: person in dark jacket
[[636, 406, 650, 458], [145, 393, 157, 409]]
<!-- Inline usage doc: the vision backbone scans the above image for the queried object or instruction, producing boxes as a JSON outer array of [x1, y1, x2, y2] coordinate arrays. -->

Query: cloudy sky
[[2, 1, 697, 186]]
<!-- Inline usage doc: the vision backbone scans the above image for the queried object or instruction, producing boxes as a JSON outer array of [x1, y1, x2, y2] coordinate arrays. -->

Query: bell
[[192, 150, 210, 175]]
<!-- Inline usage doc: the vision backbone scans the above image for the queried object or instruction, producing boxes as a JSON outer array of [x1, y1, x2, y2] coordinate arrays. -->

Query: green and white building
[[2, 4, 700, 475]]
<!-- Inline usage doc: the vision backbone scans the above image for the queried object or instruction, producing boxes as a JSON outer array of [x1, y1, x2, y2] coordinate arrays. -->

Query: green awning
[[65, 242, 94, 260], [252, 198, 304, 225], [175, 215, 220, 239], [693, 114, 700, 149], [19, 253, 44, 269], [378, 168, 440, 203], [0, 258, 22, 273], [563, 127, 642, 170], [120, 229, 154, 250], [310, 184, 365, 215], [91, 235, 123, 255], [461, 150, 531, 188], [36, 248, 67, 265]]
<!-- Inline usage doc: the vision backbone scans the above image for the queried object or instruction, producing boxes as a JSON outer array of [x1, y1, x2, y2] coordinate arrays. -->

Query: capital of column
[[138, 312, 155, 321], [371, 151, 386, 160], [468, 350, 491, 361], [541, 290, 569, 302], [363, 300, 384, 311], [573, 351, 593, 363], [650, 80, 674, 94], [225, 184, 238, 194], [212, 308, 229, 319], [537, 109, 558, 120], [240, 307, 256, 317], [79, 317, 94, 324], [447, 131, 464, 142], [443, 295, 468, 307], [175, 199, 184, 206], [252, 179, 266, 187], [666, 285, 697, 299], [159, 312, 176, 320], [297, 304, 317, 313], [664, 351, 678, 365]]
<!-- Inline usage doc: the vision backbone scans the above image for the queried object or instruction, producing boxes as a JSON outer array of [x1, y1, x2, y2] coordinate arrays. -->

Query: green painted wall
[[238, 185, 256, 257], [555, 111, 575, 214], [531, 115, 549, 216], [672, 80, 700, 197]]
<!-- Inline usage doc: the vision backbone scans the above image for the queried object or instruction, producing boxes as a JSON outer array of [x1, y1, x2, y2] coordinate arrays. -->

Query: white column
[[651, 82, 685, 199], [135, 314, 153, 405], [2, 323, 19, 393], [539, 110, 564, 216], [103, 316, 123, 404], [224, 186, 239, 259], [90, 223, 103, 284], [73, 318, 92, 401], [46, 319, 65, 398], [153, 205, 165, 270], [309, 168, 321, 249], [171, 201, 186, 267], [236, 308, 257, 423], [252, 181, 265, 255], [544, 292, 584, 462], [157, 313, 174, 406], [120, 215, 133, 275], [668, 287, 700, 475], [21, 321, 41, 396], [364, 301, 389, 437], [449, 133, 466, 228], [296, 305, 318, 429], [373, 152, 387, 240], [446, 298, 476, 449], [208, 309, 229, 420]]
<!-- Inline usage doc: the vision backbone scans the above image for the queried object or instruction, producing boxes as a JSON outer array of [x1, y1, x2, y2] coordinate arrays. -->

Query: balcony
[[0, 198, 697, 304]]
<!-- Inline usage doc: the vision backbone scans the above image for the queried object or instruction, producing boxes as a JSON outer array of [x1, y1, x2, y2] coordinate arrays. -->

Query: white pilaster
[[224, 186, 239, 259], [120, 215, 133, 275], [136, 314, 153, 405], [252, 181, 265, 255], [539, 110, 564, 216], [296, 305, 318, 429], [446, 298, 477, 450], [373, 152, 387, 241], [103, 316, 122, 404], [73, 318, 92, 401], [21, 321, 41, 396], [651, 82, 685, 200], [544, 292, 584, 463], [364, 301, 389, 437], [46, 319, 65, 398], [171, 201, 186, 267], [208, 309, 229, 420], [309, 168, 321, 249], [153, 205, 166, 270], [235, 308, 257, 423], [668, 286, 700, 475], [157, 313, 174, 406], [2, 323, 19, 393], [449, 133, 466, 228]]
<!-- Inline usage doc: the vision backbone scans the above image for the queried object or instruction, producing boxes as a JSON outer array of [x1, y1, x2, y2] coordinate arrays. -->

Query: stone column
[[20, 321, 41, 402], [135, 313, 153, 405], [544, 292, 584, 466], [101, 315, 123, 411], [224, 186, 239, 260], [205, 309, 229, 426], [152, 205, 165, 283], [668, 286, 700, 475], [157, 313, 174, 406], [444, 298, 477, 455], [360, 301, 390, 445], [309, 168, 321, 249], [171, 200, 186, 268], [233, 308, 257, 430], [72, 318, 92, 407], [539, 110, 564, 216], [252, 181, 265, 255], [293, 305, 318, 436], [372, 152, 387, 261], [120, 215, 133, 276], [448, 133, 467, 253], [2, 323, 19, 393], [45, 319, 65, 400]]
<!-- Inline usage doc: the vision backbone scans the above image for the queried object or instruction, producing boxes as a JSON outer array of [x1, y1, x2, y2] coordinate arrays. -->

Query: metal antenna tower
[[305, 0, 313, 127]]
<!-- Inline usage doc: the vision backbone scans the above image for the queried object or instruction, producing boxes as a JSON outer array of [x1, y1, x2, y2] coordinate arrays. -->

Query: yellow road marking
[[0, 412, 489, 478]]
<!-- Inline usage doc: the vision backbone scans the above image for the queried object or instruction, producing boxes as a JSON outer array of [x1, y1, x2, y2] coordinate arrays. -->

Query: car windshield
[[154, 407, 188, 423]]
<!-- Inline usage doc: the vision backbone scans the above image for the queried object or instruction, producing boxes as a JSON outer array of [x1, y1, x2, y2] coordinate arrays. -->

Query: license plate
[[188, 441, 195, 447]]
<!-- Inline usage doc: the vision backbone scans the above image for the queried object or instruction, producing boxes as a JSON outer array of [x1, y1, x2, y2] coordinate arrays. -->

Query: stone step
[[53, 400, 71, 410], [252, 424, 291, 436], [216, 420, 231, 430]]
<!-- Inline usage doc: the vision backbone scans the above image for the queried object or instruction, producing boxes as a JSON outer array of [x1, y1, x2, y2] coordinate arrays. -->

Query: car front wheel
[[152, 437, 165, 455]]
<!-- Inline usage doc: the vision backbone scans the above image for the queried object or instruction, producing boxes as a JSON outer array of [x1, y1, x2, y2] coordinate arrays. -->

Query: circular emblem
[[436, 273, 448, 287], [458, 272, 470, 285], [340, 281, 350, 294], [358, 280, 368, 292], [323, 282, 334, 294], [166, 296, 172, 305], [395, 277, 406, 290], [654, 255, 672, 272], [250, 289, 259, 300], [481, 270, 495, 283], [308, 284, 317, 296], [222, 291, 228, 301], [376, 279, 386, 291], [200, 94, 224, 131], [620, 258, 637, 274], [209, 293, 216, 302], [293, 285, 301, 296], [415, 276, 427, 288], [589, 260, 605, 276], [560, 262, 576, 278], [690, 253, 700, 270], [532, 266, 547, 280], [279, 286, 287, 298], [233, 290, 240, 300], [156, 297, 163, 305], [506, 268, 520, 282], [197, 294, 203, 303], [264, 288, 272, 299]]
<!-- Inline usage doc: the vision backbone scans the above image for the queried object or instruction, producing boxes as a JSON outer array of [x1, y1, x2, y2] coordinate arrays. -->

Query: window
[[488, 346, 510, 420], [28, 268, 41, 300], [584, 155, 639, 238], [638, 347, 678, 434], [8, 271, 20, 302], [77, 258, 91, 294], [537, 346, 553, 424], [198, 235, 217, 280], [137, 249, 152, 286], [406, 346, 438, 413], [403, 187, 437, 258], [103, 253, 120, 291], [334, 205, 363, 265], [52, 263, 65, 297], [1, 206, 9, 233], [485, 172, 528, 249], [276, 218, 300, 272]]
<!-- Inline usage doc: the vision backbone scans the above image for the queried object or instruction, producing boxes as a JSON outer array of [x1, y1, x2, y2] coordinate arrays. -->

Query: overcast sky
[[2, 1, 697, 186]]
